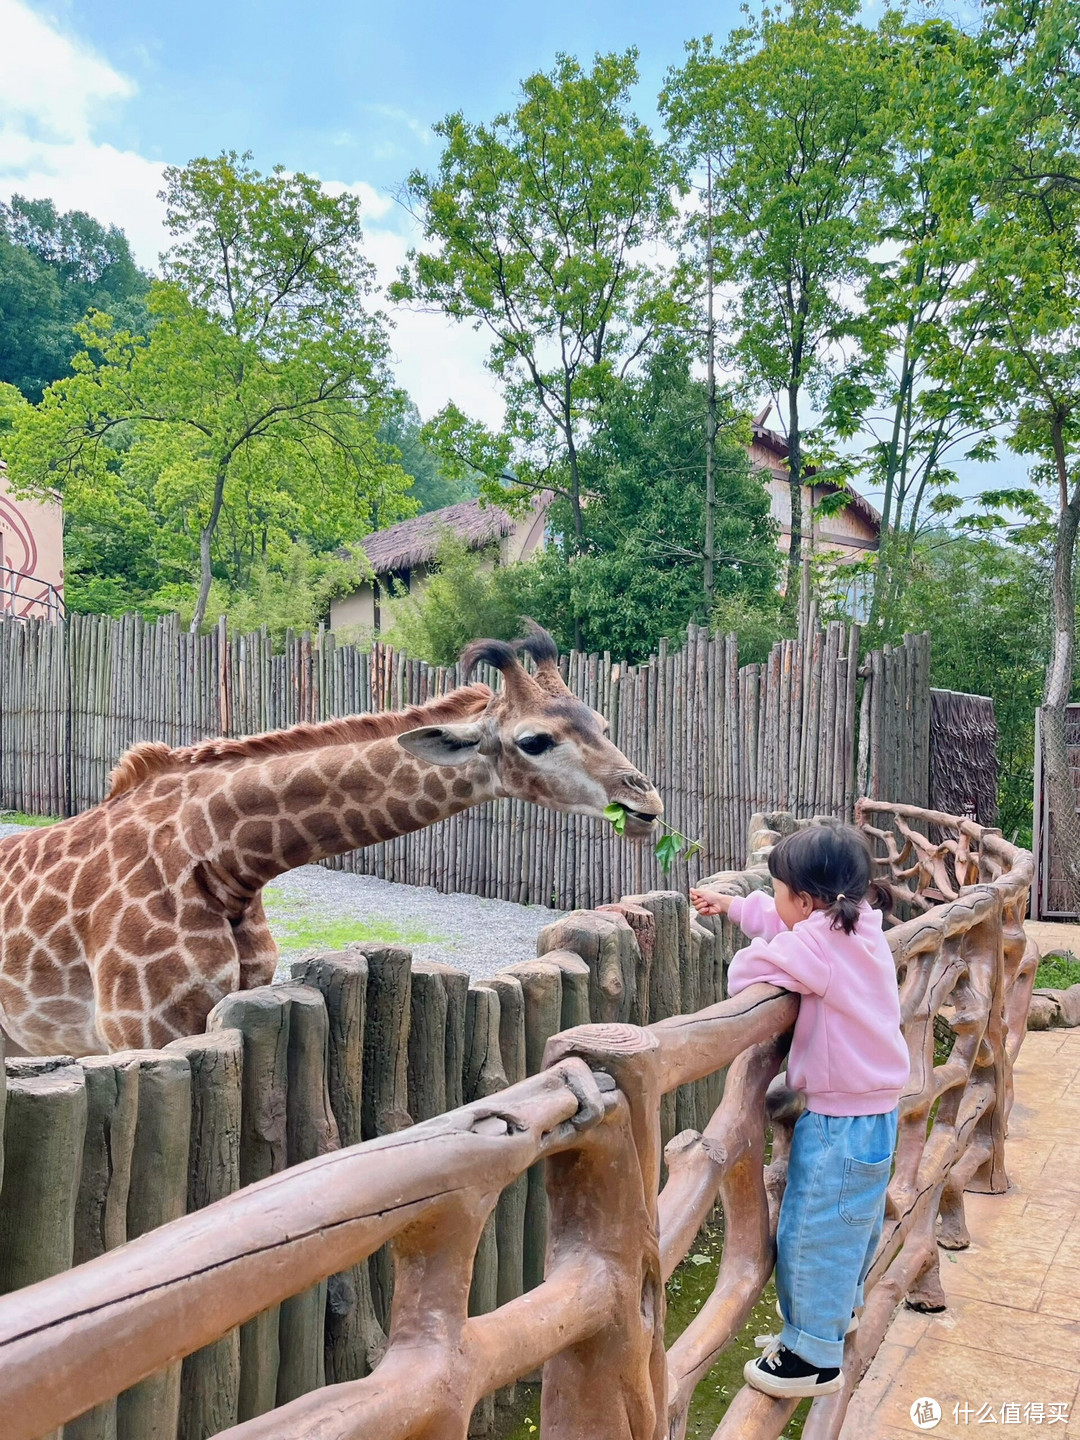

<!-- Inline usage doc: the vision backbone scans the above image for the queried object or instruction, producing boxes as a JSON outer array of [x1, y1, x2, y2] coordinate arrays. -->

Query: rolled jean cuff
[[779, 1321, 845, 1370]]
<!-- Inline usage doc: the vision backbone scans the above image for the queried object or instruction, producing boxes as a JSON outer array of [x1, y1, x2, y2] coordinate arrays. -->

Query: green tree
[[384, 532, 523, 666], [900, 532, 1049, 846], [393, 49, 680, 639], [827, 18, 996, 639], [936, 0, 1080, 908], [378, 399, 477, 513], [6, 154, 411, 629], [511, 350, 780, 661], [0, 196, 150, 401], [662, 1, 888, 620]]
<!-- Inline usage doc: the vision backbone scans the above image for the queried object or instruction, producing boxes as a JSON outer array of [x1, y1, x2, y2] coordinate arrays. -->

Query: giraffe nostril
[[621, 772, 652, 795]]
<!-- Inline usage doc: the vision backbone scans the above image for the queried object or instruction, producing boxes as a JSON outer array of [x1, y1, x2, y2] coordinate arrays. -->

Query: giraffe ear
[[397, 722, 487, 767]]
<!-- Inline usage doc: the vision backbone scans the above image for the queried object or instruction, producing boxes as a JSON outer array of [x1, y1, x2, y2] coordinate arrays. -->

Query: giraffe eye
[[516, 733, 555, 757]]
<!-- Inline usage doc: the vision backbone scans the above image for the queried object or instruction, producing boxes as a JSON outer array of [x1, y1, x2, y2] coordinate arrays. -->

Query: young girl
[[690, 823, 909, 1399]]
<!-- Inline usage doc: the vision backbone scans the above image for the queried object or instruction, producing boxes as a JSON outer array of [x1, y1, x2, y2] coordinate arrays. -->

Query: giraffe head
[[397, 626, 664, 836]]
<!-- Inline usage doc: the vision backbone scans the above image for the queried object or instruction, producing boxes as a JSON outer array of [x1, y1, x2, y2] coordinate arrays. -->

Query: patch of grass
[[0, 811, 58, 827], [498, 1222, 806, 1440], [262, 885, 444, 952], [1035, 950, 1080, 991]]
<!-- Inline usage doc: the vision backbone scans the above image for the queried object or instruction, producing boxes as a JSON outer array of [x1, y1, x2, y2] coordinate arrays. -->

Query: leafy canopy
[[662, 1, 890, 604], [0, 195, 150, 402], [389, 352, 781, 667], [5, 154, 413, 629], [513, 350, 780, 661], [394, 51, 680, 548]]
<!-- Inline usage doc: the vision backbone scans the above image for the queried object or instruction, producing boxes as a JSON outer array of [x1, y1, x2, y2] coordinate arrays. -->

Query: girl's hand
[[690, 888, 733, 917]]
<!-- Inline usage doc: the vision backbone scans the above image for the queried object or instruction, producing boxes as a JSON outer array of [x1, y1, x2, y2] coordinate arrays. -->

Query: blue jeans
[[775, 1108, 898, 1369]]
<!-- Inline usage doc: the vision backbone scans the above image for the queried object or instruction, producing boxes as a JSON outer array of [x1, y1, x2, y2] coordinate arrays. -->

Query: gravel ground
[[263, 864, 565, 979], [0, 821, 565, 980]]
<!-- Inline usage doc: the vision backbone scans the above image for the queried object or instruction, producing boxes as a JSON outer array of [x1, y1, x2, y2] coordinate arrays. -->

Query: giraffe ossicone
[[0, 625, 662, 1056]]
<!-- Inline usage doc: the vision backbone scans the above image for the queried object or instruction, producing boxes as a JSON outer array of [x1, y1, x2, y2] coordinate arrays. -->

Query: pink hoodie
[[726, 890, 909, 1117]]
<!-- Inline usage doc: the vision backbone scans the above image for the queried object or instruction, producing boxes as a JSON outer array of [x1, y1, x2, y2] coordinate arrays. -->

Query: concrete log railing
[[0, 805, 1035, 1440]]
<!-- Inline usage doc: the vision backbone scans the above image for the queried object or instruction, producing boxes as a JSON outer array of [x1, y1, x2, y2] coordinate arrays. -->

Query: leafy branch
[[604, 804, 702, 874]]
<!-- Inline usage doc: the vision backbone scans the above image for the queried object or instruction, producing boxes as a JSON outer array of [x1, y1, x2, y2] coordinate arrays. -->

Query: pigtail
[[867, 879, 895, 917], [827, 895, 862, 935]]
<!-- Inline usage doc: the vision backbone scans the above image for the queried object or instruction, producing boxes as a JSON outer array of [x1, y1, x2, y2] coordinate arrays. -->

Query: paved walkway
[[1027, 920, 1080, 958], [841, 1026, 1080, 1437]]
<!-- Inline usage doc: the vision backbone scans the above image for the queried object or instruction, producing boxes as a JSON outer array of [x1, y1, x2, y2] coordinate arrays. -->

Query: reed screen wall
[[0, 611, 932, 907]]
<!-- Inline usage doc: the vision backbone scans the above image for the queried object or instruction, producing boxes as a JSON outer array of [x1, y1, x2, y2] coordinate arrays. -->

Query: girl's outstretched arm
[[727, 930, 830, 998]]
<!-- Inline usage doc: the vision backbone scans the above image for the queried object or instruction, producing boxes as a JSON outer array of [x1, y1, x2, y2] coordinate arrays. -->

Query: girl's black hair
[[766, 822, 893, 935]]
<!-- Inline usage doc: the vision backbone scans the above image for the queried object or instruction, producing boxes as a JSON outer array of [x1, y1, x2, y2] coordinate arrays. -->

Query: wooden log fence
[[0, 805, 1035, 1440], [0, 613, 935, 906]]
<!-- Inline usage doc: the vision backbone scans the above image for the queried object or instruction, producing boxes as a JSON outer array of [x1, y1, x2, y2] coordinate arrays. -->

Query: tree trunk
[[785, 383, 803, 618], [704, 157, 717, 610], [190, 463, 229, 634], [565, 384, 585, 652], [1042, 423, 1080, 916]]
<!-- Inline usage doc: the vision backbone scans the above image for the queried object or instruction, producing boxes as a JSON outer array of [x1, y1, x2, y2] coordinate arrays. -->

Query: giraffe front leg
[[234, 893, 279, 989]]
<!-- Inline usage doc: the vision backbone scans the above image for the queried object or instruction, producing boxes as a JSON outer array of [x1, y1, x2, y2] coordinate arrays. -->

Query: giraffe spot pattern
[[0, 677, 602, 1054]]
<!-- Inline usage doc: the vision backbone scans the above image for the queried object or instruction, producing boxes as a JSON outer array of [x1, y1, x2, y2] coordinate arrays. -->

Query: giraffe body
[[0, 630, 662, 1055]]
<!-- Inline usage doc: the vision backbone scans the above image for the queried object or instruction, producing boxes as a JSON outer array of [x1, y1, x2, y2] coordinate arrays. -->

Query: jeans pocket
[[838, 1154, 892, 1226]]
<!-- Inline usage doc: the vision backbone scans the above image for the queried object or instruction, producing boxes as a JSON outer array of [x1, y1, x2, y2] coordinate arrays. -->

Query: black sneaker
[[744, 1338, 843, 1398]]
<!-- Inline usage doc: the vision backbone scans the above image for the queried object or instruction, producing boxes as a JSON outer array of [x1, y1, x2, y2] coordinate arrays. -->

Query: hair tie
[[835, 893, 846, 901]]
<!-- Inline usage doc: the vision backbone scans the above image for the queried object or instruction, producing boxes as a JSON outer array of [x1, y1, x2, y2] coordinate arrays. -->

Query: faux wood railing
[[0, 805, 1035, 1440]]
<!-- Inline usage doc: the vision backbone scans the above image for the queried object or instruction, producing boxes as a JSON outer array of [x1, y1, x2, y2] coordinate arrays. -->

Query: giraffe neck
[[214, 736, 499, 891]]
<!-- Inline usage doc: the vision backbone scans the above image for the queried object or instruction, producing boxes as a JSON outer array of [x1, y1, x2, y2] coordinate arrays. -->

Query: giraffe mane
[[105, 683, 495, 799]]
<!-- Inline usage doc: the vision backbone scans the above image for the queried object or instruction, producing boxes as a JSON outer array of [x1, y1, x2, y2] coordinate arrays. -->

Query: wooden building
[[329, 495, 548, 635], [748, 415, 882, 566]]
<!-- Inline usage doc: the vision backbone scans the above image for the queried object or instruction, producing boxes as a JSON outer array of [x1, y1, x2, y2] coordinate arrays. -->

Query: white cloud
[[359, 208, 503, 427], [0, 0, 132, 141], [0, 0, 167, 265], [0, 0, 502, 424]]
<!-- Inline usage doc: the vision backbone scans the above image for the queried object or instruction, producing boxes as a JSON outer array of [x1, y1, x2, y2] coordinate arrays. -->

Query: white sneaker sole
[[743, 1358, 845, 1397]]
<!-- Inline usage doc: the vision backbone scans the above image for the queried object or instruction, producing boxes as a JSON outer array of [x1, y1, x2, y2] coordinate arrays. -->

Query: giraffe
[[0, 627, 662, 1056]]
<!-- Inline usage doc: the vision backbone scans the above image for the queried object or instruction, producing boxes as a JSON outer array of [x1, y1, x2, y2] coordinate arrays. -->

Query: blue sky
[[0, 0, 743, 427], [58, 0, 735, 187], [0, 0, 1019, 501]]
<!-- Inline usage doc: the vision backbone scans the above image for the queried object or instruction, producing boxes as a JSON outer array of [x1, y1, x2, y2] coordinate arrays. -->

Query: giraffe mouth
[[621, 806, 661, 838]]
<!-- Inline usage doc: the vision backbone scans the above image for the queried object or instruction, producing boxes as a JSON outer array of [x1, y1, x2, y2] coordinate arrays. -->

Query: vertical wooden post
[[274, 985, 338, 1406], [624, 892, 685, 1147], [290, 952, 385, 1383], [66, 1055, 140, 1440], [0, 1058, 86, 1287], [207, 987, 291, 1421], [408, 961, 458, 1122], [0, 1056, 85, 1440], [463, 983, 507, 1439], [537, 910, 640, 1026], [538, 950, 593, 1029], [358, 944, 413, 1330], [482, 972, 529, 1398], [165, 1030, 243, 1440], [116, 1052, 191, 1440], [542, 1025, 667, 1440], [500, 960, 563, 1295]]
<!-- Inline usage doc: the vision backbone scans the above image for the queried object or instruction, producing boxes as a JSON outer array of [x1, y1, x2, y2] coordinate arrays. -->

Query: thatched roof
[[360, 498, 525, 575]]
